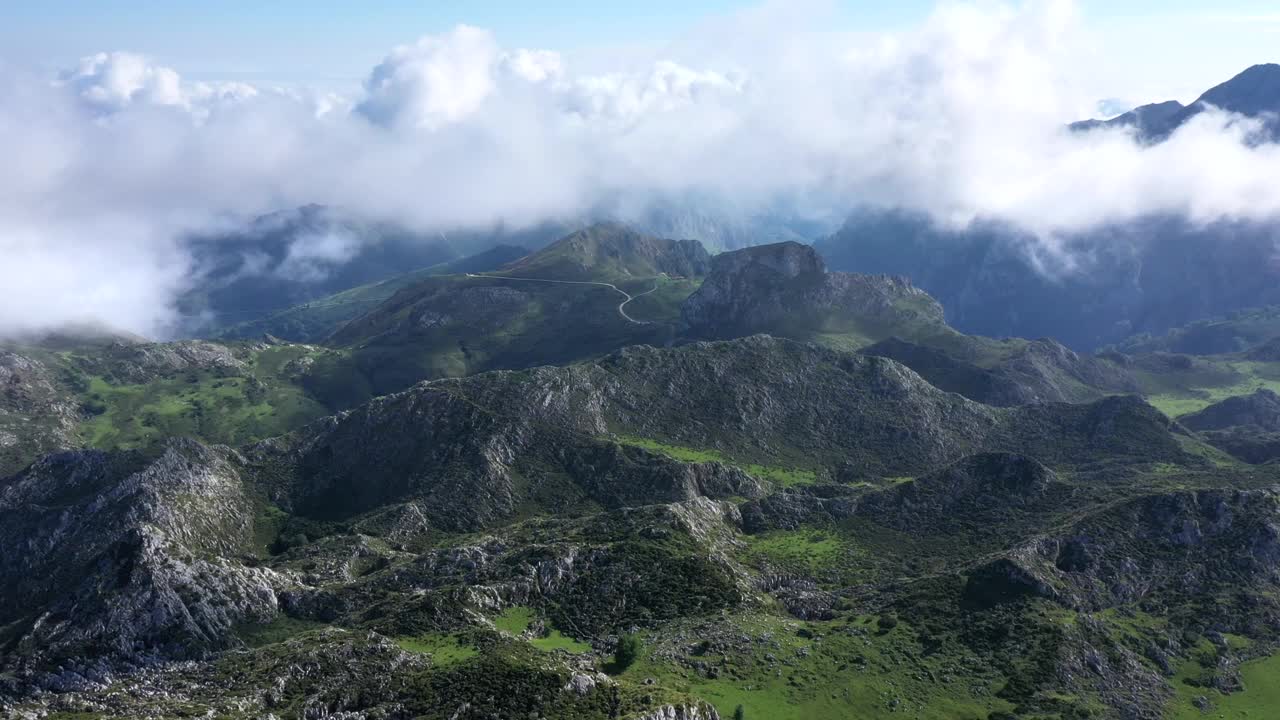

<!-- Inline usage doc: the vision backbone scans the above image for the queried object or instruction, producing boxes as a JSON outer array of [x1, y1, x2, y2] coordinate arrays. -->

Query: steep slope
[[1114, 305, 1280, 355], [816, 209, 1280, 351], [0, 350, 81, 476], [0, 441, 286, 665]]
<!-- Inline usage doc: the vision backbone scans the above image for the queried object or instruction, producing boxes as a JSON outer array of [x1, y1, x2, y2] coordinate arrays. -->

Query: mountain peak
[[1197, 62, 1280, 116], [1072, 62, 1280, 141], [500, 222, 710, 281]]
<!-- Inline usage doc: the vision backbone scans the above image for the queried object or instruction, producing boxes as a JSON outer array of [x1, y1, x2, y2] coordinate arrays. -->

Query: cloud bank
[[2, 0, 1280, 337]]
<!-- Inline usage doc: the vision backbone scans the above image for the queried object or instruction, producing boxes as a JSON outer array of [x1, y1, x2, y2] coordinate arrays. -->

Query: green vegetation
[[741, 530, 847, 574], [72, 344, 333, 450], [629, 613, 1016, 720], [494, 606, 592, 653], [613, 633, 642, 672], [1169, 649, 1280, 718], [616, 436, 817, 486], [234, 616, 329, 648], [395, 633, 481, 666], [1139, 359, 1280, 418], [1115, 304, 1280, 355], [220, 245, 533, 342]]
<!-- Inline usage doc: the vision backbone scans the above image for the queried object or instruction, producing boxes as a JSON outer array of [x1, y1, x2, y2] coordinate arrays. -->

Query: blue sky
[[3, 1, 1279, 100]]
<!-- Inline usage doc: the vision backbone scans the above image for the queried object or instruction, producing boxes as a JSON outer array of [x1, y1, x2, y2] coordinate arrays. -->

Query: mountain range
[[6, 221, 1280, 718], [9, 63, 1280, 720]]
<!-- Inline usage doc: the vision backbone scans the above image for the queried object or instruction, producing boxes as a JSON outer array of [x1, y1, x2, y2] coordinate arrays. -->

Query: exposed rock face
[[632, 704, 721, 720], [681, 241, 944, 339], [75, 340, 247, 384], [1181, 389, 1280, 432], [0, 440, 287, 668], [977, 488, 1280, 611], [0, 350, 80, 476]]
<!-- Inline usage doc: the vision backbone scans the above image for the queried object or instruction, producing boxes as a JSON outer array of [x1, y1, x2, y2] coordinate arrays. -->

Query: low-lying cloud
[[2, 0, 1279, 338]]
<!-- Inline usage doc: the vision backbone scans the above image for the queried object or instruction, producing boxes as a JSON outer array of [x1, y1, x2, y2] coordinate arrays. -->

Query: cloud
[[274, 229, 363, 282], [3, 0, 1280, 338]]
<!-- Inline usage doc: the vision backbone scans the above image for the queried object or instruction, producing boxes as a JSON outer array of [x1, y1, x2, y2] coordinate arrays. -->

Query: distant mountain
[[815, 207, 1280, 351], [1071, 63, 1280, 141], [177, 206, 571, 337]]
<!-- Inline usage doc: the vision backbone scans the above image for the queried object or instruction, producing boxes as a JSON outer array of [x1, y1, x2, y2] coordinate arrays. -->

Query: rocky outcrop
[[981, 488, 1280, 611], [72, 340, 247, 384], [681, 241, 944, 340], [0, 350, 80, 476], [0, 440, 288, 669], [630, 704, 721, 720]]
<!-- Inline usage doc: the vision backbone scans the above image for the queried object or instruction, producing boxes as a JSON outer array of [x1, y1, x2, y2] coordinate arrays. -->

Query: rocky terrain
[[3, 330, 1272, 719], [5, 223, 1280, 718]]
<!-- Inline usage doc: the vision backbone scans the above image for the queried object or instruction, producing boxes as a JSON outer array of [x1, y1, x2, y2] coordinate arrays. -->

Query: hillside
[[317, 223, 708, 399], [219, 244, 532, 343], [4, 332, 1273, 719]]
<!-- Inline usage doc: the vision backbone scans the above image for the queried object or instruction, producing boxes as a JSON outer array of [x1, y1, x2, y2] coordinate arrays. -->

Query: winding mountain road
[[465, 273, 661, 324]]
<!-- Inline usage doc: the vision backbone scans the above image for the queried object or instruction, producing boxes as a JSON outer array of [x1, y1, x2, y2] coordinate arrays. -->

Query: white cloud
[[275, 230, 363, 282], [60, 51, 186, 111], [356, 25, 502, 129], [3, 1, 1280, 338]]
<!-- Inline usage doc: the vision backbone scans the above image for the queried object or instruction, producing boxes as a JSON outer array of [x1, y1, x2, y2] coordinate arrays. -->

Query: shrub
[[614, 633, 642, 671]]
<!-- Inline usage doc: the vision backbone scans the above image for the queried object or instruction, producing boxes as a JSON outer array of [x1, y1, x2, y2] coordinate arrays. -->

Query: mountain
[[681, 241, 948, 348], [1071, 63, 1280, 142], [1114, 304, 1280, 355], [2, 330, 1266, 719], [315, 223, 708, 401], [816, 65, 1280, 353], [815, 209, 1280, 352], [501, 222, 711, 281]]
